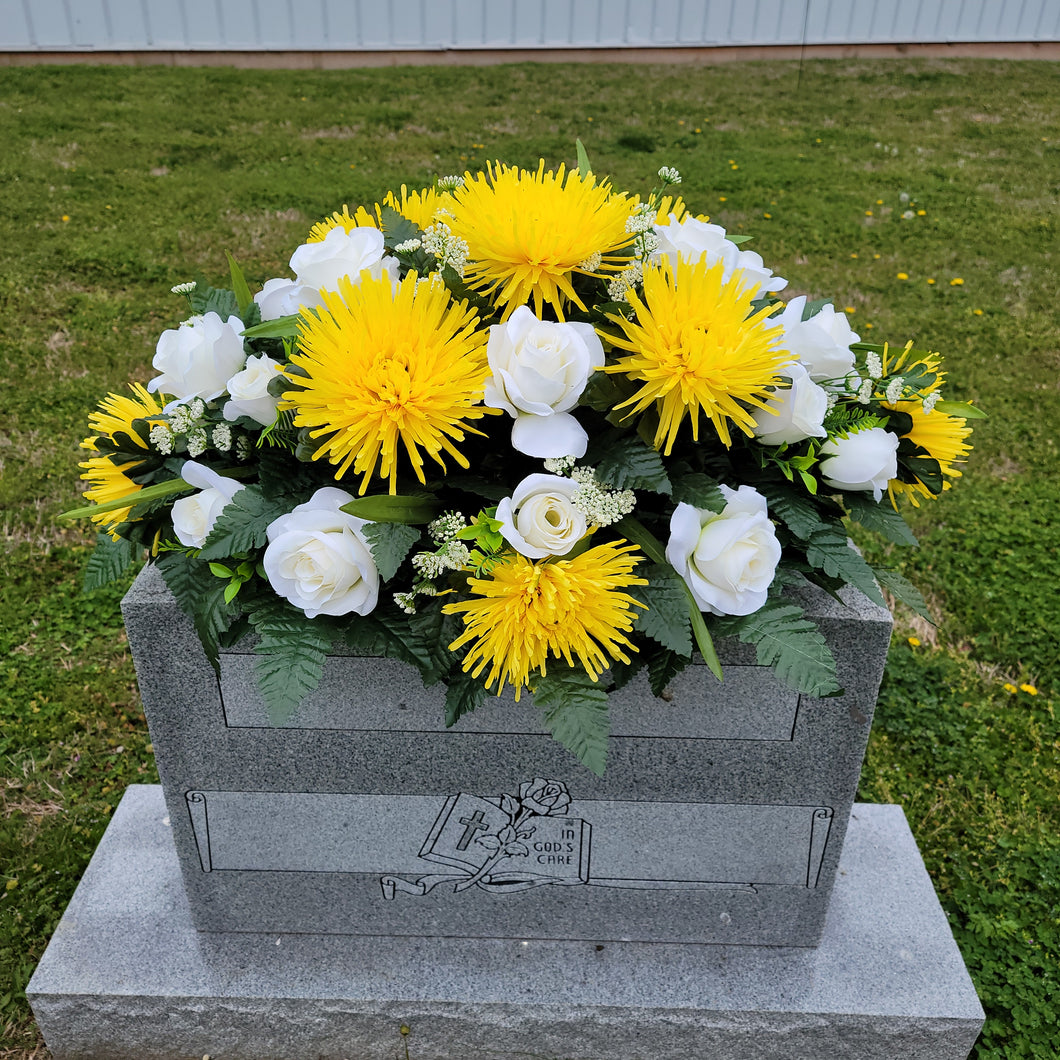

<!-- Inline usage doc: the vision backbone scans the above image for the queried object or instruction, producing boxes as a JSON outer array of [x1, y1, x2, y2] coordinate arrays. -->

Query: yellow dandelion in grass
[[885, 398, 973, 507], [284, 271, 494, 494], [1020, 683, 1039, 696], [443, 541, 647, 700], [79, 383, 167, 535], [602, 256, 786, 454], [446, 160, 635, 321]]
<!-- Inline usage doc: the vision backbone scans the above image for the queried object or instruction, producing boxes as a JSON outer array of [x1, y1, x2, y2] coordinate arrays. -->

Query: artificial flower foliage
[[64, 152, 979, 773]]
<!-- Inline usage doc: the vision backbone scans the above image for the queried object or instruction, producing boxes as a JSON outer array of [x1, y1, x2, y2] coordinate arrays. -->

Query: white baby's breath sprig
[[186, 427, 209, 458], [856, 379, 874, 405], [922, 391, 941, 413], [394, 238, 422, 253], [543, 456, 577, 475], [657, 165, 682, 185], [170, 281, 197, 296], [429, 511, 467, 544], [578, 252, 602, 272], [149, 424, 175, 455], [885, 377, 904, 404], [422, 223, 469, 277], [570, 466, 636, 527], [212, 424, 233, 452], [865, 352, 883, 380], [436, 175, 464, 193]]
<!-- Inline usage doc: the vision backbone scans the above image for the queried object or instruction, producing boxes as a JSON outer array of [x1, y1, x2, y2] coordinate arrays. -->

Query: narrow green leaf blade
[[226, 251, 254, 318], [241, 315, 302, 339], [576, 139, 592, 179], [533, 668, 610, 776], [341, 494, 440, 524]]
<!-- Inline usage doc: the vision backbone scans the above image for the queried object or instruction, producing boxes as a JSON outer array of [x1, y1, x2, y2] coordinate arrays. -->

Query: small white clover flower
[[170, 281, 197, 295], [658, 165, 682, 184], [149, 424, 174, 455], [212, 423, 233, 452], [885, 377, 905, 403]]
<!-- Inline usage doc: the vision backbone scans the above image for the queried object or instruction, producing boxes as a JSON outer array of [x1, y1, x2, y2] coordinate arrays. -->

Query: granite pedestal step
[[28, 785, 983, 1060]]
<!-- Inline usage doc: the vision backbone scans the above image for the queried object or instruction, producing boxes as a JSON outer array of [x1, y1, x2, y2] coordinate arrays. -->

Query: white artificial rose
[[818, 428, 900, 502], [775, 296, 859, 385], [751, 363, 830, 446], [254, 277, 317, 321], [171, 461, 246, 549], [666, 485, 782, 617], [652, 213, 788, 296], [483, 306, 605, 458], [288, 225, 400, 296], [496, 474, 588, 559], [148, 312, 246, 403], [223, 354, 285, 426], [263, 487, 379, 619]]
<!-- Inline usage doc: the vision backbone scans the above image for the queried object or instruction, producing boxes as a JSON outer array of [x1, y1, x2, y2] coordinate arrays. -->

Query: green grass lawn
[[1, 57, 1058, 1058]]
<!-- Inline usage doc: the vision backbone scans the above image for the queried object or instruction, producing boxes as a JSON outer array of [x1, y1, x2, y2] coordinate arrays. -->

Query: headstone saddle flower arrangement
[[66, 146, 980, 775]]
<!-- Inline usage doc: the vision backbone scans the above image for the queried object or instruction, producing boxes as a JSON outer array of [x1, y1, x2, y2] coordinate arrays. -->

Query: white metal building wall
[[2, 0, 1058, 51]]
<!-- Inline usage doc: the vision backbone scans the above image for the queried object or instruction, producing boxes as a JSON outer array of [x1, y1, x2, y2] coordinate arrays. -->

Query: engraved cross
[[456, 809, 490, 850]]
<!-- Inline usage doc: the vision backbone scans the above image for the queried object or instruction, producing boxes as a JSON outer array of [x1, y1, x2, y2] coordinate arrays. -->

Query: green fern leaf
[[533, 668, 611, 776]]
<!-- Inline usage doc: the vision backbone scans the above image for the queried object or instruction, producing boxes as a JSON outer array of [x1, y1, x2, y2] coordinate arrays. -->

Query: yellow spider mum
[[603, 256, 787, 454], [284, 271, 493, 494], [443, 541, 647, 700], [307, 186, 449, 243], [79, 383, 166, 535], [886, 399, 973, 507], [446, 160, 635, 321]]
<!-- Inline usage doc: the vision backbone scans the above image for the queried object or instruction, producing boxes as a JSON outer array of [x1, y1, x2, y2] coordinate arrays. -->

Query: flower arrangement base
[[119, 563, 895, 947], [27, 785, 984, 1060]]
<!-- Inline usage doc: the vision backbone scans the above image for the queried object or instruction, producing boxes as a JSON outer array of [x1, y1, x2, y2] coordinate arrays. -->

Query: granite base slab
[[28, 785, 984, 1060]]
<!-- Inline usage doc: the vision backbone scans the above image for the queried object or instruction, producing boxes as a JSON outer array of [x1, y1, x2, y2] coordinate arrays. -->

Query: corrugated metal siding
[[3, 0, 1059, 51]]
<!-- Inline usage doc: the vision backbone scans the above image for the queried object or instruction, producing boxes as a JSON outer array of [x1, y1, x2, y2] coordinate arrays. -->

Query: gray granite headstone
[[27, 786, 985, 1060], [121, 562, 892, 945]]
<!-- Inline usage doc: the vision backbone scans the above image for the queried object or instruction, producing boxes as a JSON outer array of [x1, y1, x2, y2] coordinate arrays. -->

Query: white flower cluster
[[422, 223, 469, 277], [170, 281, 197, 295], [578, 251, 602, 272], [865, 351, 883, 380], [399, 537, 470, 613], [149, 423, 174, 455], [626, 205, 660, 261], [885, 377, 905, 403], [657, 165, 682, 185], [394, 238, 422, 253], [570, 466, 636, 527], [922, 391, 941, 413], [543, 456, 576, 475], [608, 260, 644, 302], [212, 424, 233, 452], [169, 399, 206, 434], [428, 511, 467, 544], [436, 175, 464, 192]]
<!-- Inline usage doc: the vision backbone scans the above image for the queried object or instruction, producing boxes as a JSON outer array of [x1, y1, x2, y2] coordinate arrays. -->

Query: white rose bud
[[171, 461, 246, 549], [666, 486, 782, 617], [254, 277, 316, 321], [652, 213, 788, 296], [484, 307, 604, 459], [223, 354, 285, 427], [818, 427, 900, 502], [148, 312, 246, 403], [288, 226, 399, 296], [496, 474, 588, 559], [751, 363, 830, 446], [263, 487, 379, 619], [775, 296, 859, 385]]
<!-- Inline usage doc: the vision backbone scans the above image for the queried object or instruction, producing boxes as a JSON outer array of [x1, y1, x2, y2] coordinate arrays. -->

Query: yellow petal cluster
[[446, 160, 635, 321], [79, 383, 167, 534], [284, 271, 493, 494], [443, 541, 647, 699], [886, 399, 973, 507], [603, 256, 787, 453], [307, 186, 449, 243]]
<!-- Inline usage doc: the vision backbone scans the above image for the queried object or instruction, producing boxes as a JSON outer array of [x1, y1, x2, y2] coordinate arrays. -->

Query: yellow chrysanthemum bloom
[[306, 186, 449, 243], [446, 160, 635, 321], [880, 340, 945, 393], [443, 541, 648, 700], [885, 399, 973, 507], [284, 271, 493, 494], [603, 257, 787, 454], [79, 383, 167, 535]]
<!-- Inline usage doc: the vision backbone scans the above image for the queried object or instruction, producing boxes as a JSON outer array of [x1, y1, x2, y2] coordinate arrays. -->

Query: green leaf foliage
[[345, 602, 449, 685], [241, 314, 301, 339], [341, 494, 440, 524], [873, 567, 934, 623], [576, 138, 592, 178], [248, 598, 336, 724], [190, 280, 240, 320], [533, 668, 611, 776], [225, 251, 254, 318], [580, 367, 636, 413], [844, 493, 918, 546], [647, 649, 688, 698], [628, 564, 692, 656], [198, 485, 292, 560], [588, 431, 671, 494], [760, 482, 830, 540], [153, 551, 237, 672], [671, 472, 724, 513], [444, 667, 487, 728], [717, 601, 840, 697], [83, 533, 135, 591], [804, 528, 887, 608], [363, 522, 421, 581]]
